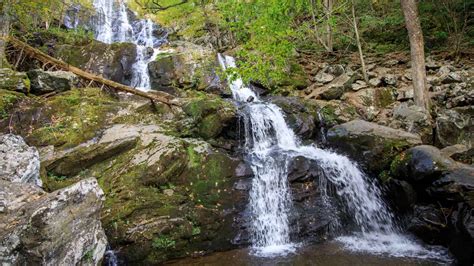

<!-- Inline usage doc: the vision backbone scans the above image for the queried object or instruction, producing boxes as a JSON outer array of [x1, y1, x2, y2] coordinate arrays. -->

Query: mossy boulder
[[1, 88, 122, 149], [27, 69, 79, 95], [148, 41, 226, 95], [0, 68, 30, 94], [327, 119, 422, 174], [182, 95, 236, 139], [54, 41, 137, 85]]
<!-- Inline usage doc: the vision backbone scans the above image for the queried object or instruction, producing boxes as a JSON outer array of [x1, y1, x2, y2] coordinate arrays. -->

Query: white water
[[92, 0, 164, 90], [218, 54, 449, 261]]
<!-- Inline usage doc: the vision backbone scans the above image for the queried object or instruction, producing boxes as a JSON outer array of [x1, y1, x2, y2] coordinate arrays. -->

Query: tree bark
[[401, 0, 430, 113], [351, 0, 367, 82], [0, 0, 11, 68], [323, 0, 333, 52]]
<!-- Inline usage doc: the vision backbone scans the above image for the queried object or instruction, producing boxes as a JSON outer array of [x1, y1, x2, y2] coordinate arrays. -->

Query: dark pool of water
[[167, 242, 445, 266]]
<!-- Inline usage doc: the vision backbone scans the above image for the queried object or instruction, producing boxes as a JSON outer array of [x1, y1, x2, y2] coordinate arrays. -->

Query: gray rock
[[408, 205, 446, 244], [441, 72, 463, 84], [392, 102, 432, 143], [391, 145, 456, 183], [27, 69, 78, 95], [436, 106, 473, 148], [148, 41, 219, 94], [0, 68, 30, 93], [325, 64, 345, 77], [55, 41, 137, 85], [397, 86, 414, 101], [306, 73, 353, 100], [438, 65, 452, 76], [0, 178, 107, 265], [314, 71, 335, 84], [368, 78, 382, 87], [0, 134, 41, 186], [351, 80, 367, 91], [44, 125, 141, 176], [382, 74, 398, 86], [326, 120, 422, 173]]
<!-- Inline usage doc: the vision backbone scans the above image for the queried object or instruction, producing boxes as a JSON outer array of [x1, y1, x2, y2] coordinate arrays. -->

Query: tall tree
[[401, 0, 430, 113]]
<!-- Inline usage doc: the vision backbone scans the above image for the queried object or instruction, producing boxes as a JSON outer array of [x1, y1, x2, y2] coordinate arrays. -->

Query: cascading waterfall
[[92, 0, 164, 90], [218, 54, 448, 260]]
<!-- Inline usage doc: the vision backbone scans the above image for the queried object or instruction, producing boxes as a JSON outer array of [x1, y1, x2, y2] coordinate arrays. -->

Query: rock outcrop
[[0, 178, 107, 265], [0, 134, 41, 186], [326, 119, 422, 173], [387, 145, 474, 265], [27, 69, 79, 95], [148, 42, 225, 95]]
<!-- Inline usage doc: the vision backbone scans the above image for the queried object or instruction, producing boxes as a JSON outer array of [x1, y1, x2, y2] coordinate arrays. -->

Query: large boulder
[[390, 145, 456, 184], [148, 42, 224, 95], [326, 120, 422, 173], [0, 178, 107, 265], [344, 87, 395, 121], [0, 68, 30, 93], [407, 205, 448, 245], [55, 41, 137, 85], [436, 106, 473, 148], [0, 134, 41, 186], [43, 126, 139, 177], [27, 69, 79, 95], [182, 96, 237, 140], [306, 73, 355, 100], [390, 102, 432, 143]]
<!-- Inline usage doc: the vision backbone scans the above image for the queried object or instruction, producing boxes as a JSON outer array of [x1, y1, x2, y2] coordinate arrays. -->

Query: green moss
[[375, 88, 395, 108], [320, 105, 338, 125], [152, 236, 176, 249], [29, 88, 120, 148], [0, 89, 25, 119]]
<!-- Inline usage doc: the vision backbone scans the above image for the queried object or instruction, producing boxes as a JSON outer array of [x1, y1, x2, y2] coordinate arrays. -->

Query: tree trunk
[[323, 0, 333, 52], [401, 0, 430, 113], [0, 0, 11, 68], [351, 0, 367, 82]]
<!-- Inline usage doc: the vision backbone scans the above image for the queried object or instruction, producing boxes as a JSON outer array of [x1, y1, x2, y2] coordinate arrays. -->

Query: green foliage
[[152, 236, 176, 249], [47, 171, 68, 181]]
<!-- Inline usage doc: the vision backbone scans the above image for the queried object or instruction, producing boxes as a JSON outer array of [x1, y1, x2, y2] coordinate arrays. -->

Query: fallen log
[[6, 36, 178, 106]]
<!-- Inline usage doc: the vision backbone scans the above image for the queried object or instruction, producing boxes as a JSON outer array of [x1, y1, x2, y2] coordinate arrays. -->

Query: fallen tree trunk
[[6, 36, 178, 106]]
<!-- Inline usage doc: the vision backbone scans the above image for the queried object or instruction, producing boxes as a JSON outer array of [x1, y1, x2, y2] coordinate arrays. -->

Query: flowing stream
[[92, 0, 164, 90], [218, 54, 449, 261]]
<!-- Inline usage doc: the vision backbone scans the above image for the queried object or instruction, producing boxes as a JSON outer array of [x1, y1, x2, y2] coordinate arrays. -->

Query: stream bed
[[167, 242, 445, 266]]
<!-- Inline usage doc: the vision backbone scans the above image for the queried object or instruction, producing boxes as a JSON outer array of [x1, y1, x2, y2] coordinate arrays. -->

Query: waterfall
[[91, 0, 165, 90], [218, 54, 448, 260]]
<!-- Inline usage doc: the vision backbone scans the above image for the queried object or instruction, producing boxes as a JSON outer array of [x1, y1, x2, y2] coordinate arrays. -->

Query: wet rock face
[[148, 41, 226, 95], [27, 69, 79, 95], [0, 134, 41, 186], [269, 96, 317, 140], [54, 41, 137, 85], [387, 145, 474, 264], [326, 120, 422, 173], [0, 178, 107, 265]]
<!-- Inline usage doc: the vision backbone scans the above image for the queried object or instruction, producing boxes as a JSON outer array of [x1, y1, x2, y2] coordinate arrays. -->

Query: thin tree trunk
[[401, 0, 430, 114], [323, 0, 333, 52], [351, 0, 367, 82]]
